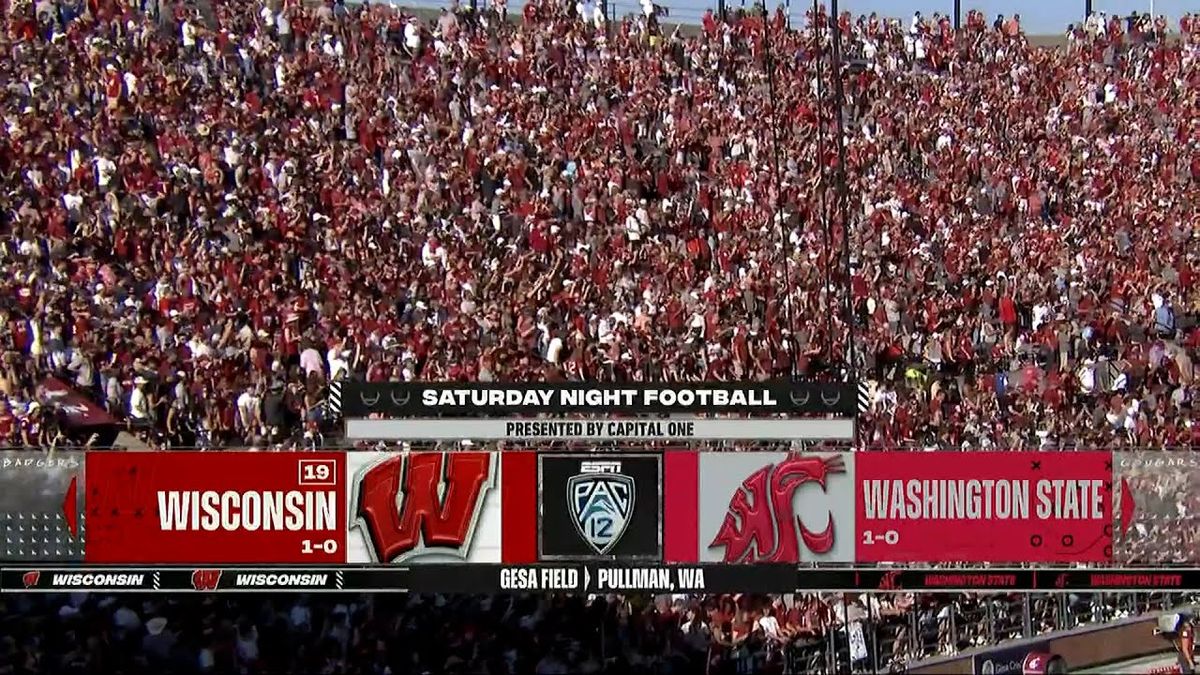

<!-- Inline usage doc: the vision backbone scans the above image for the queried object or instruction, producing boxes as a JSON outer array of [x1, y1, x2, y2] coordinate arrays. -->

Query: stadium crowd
[[1, 586, 1192, 674], [1, 0, 1200, 673], [0, 590, 897, 675], [0, 0, 1196, 451]]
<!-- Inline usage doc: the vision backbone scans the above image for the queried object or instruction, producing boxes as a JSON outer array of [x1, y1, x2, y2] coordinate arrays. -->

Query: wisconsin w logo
[[191, 569, 222, 591], [353, 452, 496, 563], [568, 467, 635, 555]]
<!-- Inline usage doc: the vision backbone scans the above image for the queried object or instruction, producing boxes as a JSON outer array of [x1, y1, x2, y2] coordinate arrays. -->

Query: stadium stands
[[0, 0, 1195, 451]]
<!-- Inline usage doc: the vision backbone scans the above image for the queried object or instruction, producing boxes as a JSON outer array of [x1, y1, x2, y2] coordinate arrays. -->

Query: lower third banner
[[1, 564, 796, 593], [854, 451, 1114, 563], [6, 566, 1200, 593]]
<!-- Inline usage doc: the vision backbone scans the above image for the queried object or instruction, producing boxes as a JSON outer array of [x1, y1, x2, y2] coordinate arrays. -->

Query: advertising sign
[[694, 452, 857, 563], [345, 451, 502, 563], [972, 641, 1051, 675], [84, 452, 346, 564], [538, 453, 662, 561], [0, 451, 85, 562], [855, 452, 1113, 563]]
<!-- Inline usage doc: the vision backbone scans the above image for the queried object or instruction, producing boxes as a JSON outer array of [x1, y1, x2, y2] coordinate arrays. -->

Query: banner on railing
[[0, 449, 1167, 566]]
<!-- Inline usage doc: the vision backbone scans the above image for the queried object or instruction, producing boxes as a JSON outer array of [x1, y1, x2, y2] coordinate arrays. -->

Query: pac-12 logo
[[709, 454, 845, 563], [568, 461, 635, 555]]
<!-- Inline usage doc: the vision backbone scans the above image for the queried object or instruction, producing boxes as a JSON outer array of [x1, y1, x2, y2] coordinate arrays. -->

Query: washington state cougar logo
[[352, 452, 497, 563], [709, 454, 845, 563]]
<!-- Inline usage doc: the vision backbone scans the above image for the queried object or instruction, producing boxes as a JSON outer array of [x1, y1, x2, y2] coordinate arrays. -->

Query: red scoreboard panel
[[1, 448, 1172, 570], [84, 452, 346, 564], [852, 451, 1114, 563]]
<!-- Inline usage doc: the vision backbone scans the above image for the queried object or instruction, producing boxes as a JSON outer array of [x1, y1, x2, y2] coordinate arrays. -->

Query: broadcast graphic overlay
[[7, 565, 1200, 594], [335, 381, 864, 570], [854, 451, 1114, 563], [338, 381, 862, 442], [4, 450, 1186, 570], [84, 452, 347, 563], [339, 381, 860, 416], [0, 451, 85, 562], [1112, 451, 1200, 565], [538, 454, 663, 561], [2, 450, 1198, 593], [345, 451, 502, 564], [692, 452, 857, 564]]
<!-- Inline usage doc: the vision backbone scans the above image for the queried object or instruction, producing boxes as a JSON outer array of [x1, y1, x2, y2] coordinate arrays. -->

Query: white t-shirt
[[188, 336, 213, 360], [236, 628, 259, 661], [289, 604, 311, 629], [181, 20, 197, 47], [546, 337, 564, 364], [404, 23, 421, 51], [236, 391, 260, 429], [106, 376, 123, 407], [68, 351, 93, 388], [129, 387, 150, 420], [95, 157, 116, 188], [300, 348, 325, 377], [327, 349, 350, 381]]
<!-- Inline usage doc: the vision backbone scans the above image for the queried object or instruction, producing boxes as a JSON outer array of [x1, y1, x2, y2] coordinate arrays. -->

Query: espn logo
[[580, 461, 621, 474]]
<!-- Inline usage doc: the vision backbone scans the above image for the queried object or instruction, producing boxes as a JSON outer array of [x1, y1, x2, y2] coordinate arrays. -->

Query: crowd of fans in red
[[0, 0, 1196, 451]]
